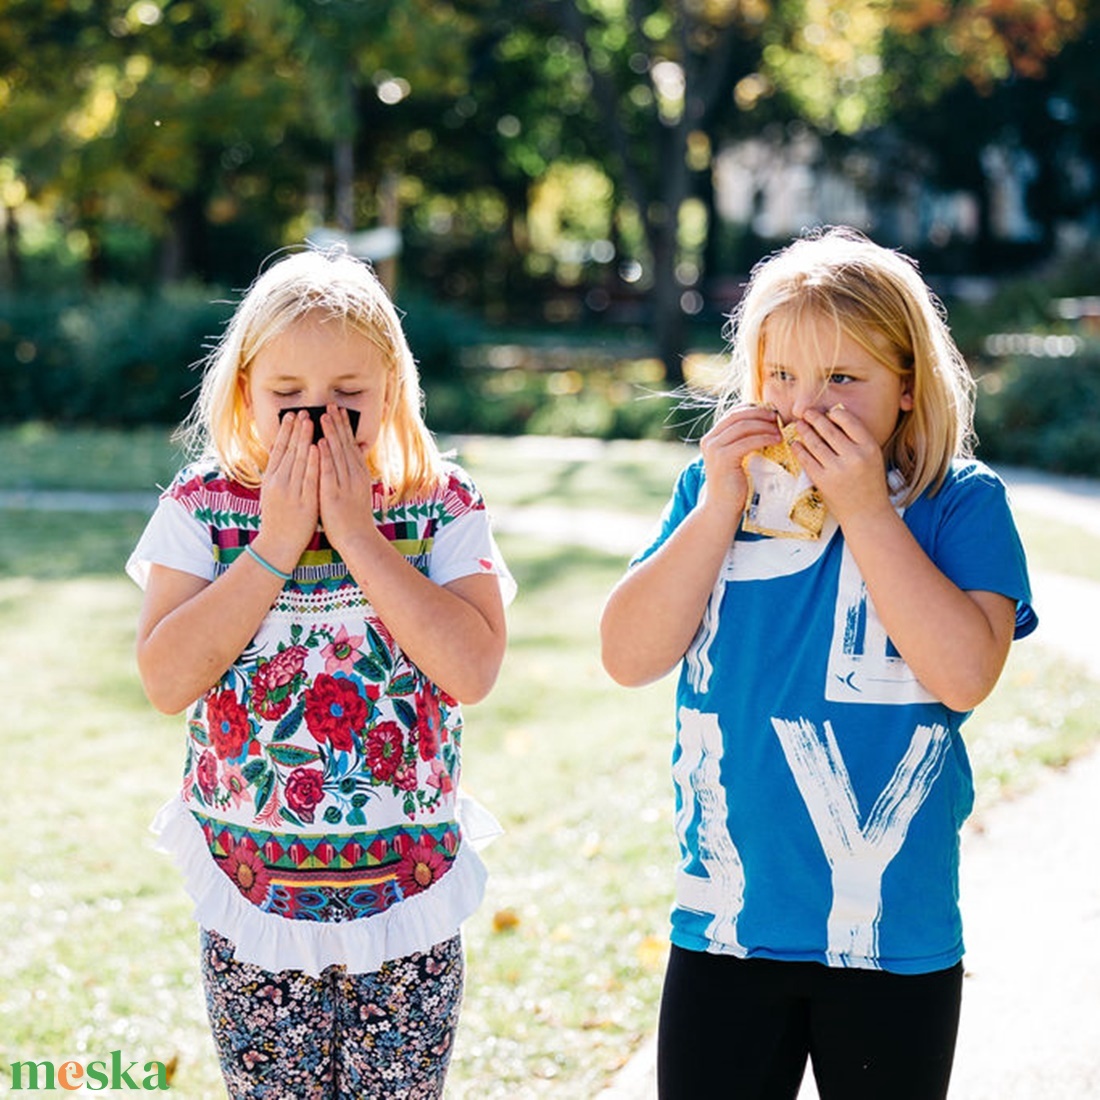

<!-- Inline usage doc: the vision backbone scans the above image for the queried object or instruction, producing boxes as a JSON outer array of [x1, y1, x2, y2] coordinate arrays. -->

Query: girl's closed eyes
[[129, 247, 512, 1100]]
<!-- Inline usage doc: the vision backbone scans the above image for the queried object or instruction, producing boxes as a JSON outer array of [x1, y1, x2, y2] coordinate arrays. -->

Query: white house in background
[[713, 130, 1043, 247]]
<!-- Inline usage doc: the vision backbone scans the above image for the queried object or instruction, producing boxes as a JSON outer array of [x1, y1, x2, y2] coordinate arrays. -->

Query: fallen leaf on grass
[[492, 908, 521, 933]]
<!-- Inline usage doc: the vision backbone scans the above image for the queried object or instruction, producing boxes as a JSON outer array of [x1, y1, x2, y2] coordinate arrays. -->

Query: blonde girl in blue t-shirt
[[129, 248, 512, 1099], [601, 226, 1035, 1099]]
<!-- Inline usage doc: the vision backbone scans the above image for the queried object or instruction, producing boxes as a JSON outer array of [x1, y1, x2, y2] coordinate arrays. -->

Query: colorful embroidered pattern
[[196, 811, 460, 921], [162, 464, 486, 921]]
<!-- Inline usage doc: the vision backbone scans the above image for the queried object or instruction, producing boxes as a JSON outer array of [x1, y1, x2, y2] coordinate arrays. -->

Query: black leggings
[[657, 947, 963, 1100]]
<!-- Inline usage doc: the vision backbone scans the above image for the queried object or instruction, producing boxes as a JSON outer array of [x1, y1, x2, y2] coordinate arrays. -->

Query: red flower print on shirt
[[251, 645, 307, 721], [222, 840, 271, 905], [393, 759, 418, 792], [365, 721, 404, 783], [415, 687, 443, 761], [304, 674, 369, 752], [285, 767, 325, 823], [196, 749, 218, 799], [396, 843, 448, 896], [207, 690, 251, 760], [264, 644, 308, 688]]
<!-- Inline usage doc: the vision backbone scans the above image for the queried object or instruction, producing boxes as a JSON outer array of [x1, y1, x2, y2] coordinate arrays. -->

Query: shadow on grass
[[0, 509, 150, 579], [505, 540, 626, 594]]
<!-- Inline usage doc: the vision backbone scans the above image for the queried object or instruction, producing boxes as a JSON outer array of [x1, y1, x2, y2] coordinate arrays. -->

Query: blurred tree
[[0, 0, 307, 285], [0, 0, 127, 284], [0, 0, 1095, 346], [538, 0, 770, 383], [875, 0, 1099, 262], [0, 0, 480, 287], [755, 0, 1092, 266]]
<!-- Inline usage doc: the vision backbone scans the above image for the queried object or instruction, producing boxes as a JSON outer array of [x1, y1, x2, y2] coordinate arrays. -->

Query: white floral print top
[[128, 461, 513, 975]]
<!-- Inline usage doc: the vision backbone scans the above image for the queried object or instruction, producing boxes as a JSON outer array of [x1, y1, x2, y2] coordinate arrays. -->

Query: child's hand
[[793, 406, 893, 525], [318, 405, 377, 554], [254, 410, 320, 570], [699, 404, 783, 517]]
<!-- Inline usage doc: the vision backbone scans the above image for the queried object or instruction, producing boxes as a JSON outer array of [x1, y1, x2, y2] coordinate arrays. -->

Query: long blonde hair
[[719, 226, 975, 504], [179, 247, 445, 501]]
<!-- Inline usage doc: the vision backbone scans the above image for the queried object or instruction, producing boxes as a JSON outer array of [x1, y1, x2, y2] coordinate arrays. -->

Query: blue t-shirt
[[637, 459, 1036, 974]]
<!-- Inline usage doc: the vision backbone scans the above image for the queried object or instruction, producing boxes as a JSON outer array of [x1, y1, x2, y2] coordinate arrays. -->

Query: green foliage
[[0, 281, 680, 439], [975, 352, 1100, 475], [425, 353, 678, 441], [0, 285, 231, 426], [396, 289, 491, 380]]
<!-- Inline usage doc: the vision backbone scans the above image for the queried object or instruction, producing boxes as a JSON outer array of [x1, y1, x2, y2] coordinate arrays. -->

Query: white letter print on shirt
[[771, 716, 950, 967], [673, 707, 746, 953], [826, 545, 936, 705], [686, 526, 838, 694]]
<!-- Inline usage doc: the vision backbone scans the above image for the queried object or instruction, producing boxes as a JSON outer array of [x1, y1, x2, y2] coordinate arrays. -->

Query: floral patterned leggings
[[200, 928, 464, 1099]]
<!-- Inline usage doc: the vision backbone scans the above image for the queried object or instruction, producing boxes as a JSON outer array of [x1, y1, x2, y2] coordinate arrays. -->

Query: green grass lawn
[[1, 426, 1098, 1099]]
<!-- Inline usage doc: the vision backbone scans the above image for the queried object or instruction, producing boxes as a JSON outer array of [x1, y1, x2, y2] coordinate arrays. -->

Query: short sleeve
[[126, 494, 216, 590], [427, 465, 516, 606], [429, 510, 516, 606], [910, 462, 1038, 640], [630, 458, 705, 567]]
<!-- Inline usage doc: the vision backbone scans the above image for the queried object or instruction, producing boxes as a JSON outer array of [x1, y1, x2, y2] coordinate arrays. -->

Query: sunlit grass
[[0, 423, 184, 493], [449, 435, 695, 517], [1, 430, 1098, 1098], [0, 576, 221, 1097], [1011, 509, 1100, 583]]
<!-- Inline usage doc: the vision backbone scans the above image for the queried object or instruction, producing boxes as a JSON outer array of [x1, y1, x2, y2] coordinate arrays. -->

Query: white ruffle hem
[[151, 796, 499, 977]]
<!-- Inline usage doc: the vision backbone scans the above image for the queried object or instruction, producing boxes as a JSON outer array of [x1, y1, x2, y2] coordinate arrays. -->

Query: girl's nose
[[790, 378, 827, 421]]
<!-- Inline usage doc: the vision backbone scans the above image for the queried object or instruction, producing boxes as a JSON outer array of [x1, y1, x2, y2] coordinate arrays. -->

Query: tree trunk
[[2, 204, 22, 290], [334, 67, 356, 233], [652, 215, 687, 387], [376, 169, 400, 293]]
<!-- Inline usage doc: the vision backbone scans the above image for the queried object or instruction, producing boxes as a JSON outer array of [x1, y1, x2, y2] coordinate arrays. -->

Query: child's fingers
[[319, 408, 354, 471], [710, 403, 779, 433], [705, 410, 780, 453], [303, 438, 320, 494], [284, 412, 318, 487], [798, 406, 869, 457], [266, 408, 302, 470], [823, 403, 872, 445]]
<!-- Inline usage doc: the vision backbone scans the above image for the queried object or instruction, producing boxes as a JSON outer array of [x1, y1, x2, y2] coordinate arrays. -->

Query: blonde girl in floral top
[[129, 248, 512, 1099]]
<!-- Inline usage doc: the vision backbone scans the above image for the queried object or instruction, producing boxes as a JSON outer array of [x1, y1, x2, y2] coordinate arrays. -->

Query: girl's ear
[[900, 373, 915, 412]]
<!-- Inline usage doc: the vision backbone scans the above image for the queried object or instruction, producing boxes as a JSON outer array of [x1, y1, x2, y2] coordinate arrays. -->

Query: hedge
[[3, 286, 1098, 468], [974, 352, 1100, 476]]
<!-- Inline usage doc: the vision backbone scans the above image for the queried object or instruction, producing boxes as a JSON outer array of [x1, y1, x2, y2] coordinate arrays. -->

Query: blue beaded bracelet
[[244, 543, 293, 581]]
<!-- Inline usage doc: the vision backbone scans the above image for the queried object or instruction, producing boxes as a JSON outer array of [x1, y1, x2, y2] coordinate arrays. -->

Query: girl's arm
[[834, 510, 1015, 712], [318, 410, 507, 704], [136, 413, 321, 714], [600, 503, 738, 687], [600, 406, 782, 687], [328, 538, 506, 703], [796, 405, 1016, 712], [137, 561, 285, 714]]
